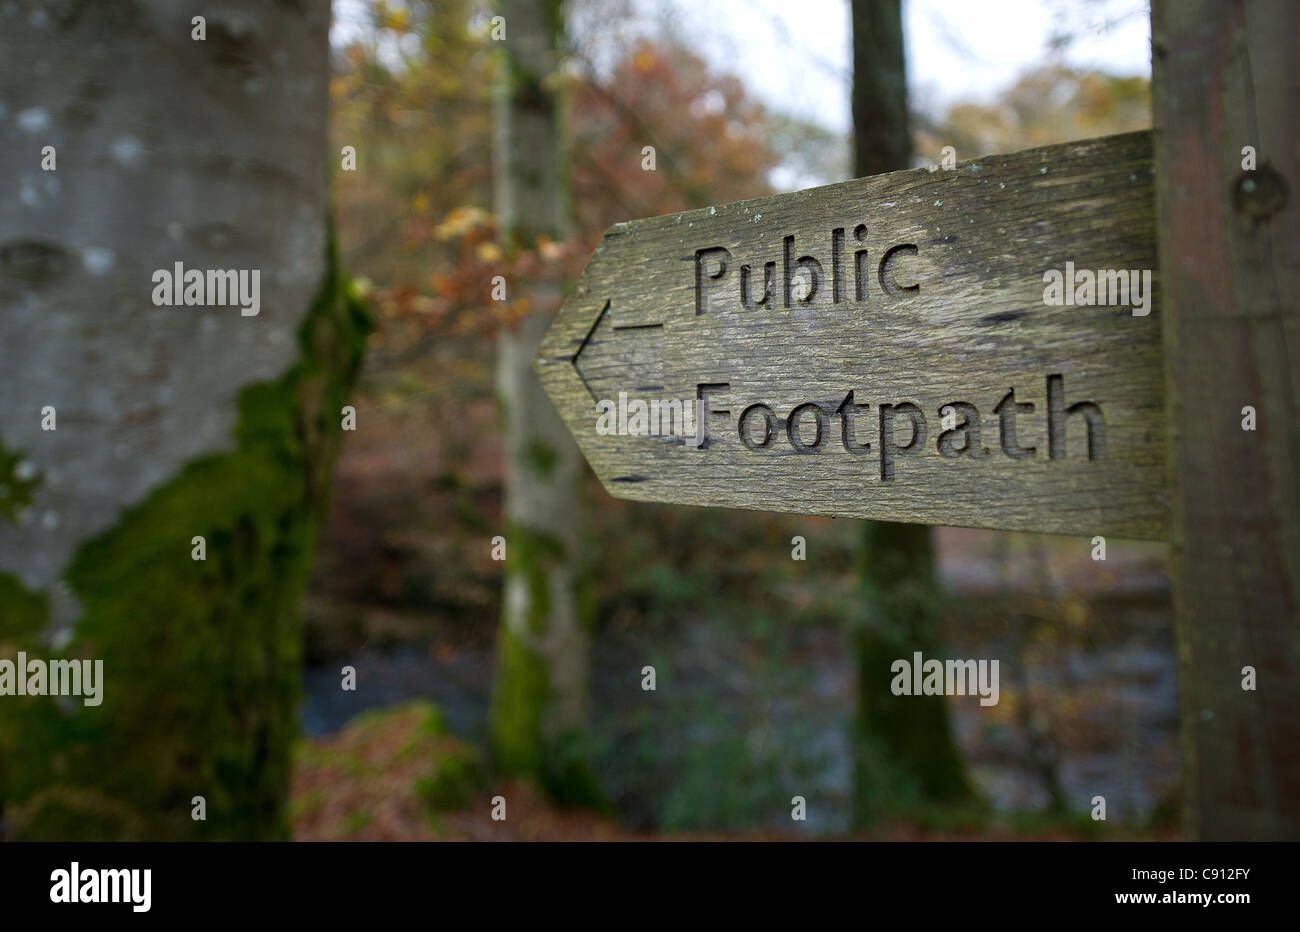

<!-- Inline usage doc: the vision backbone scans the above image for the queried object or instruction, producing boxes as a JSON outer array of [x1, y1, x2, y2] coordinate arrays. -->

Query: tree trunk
[[489, 0, 600, 805], [849, 0, 973, 827], [0, 0, 366, 840], [852, 0, 911, 174]]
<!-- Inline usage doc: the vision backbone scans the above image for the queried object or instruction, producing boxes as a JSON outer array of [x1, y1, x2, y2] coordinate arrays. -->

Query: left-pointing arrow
[[570, 300, 665, 404]]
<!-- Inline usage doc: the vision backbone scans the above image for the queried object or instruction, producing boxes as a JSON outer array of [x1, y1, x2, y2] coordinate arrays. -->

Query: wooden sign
[[535, 131, 1166, 539]]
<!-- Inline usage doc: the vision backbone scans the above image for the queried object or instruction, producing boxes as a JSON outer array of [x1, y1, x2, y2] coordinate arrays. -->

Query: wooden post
[[1152, 0, 1300, 840]]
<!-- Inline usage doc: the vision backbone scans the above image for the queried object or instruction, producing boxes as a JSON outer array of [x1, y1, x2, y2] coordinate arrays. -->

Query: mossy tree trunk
[[0, 0, 367, 840], [848, 0, 973, 827], [489, 0, 599, 805]]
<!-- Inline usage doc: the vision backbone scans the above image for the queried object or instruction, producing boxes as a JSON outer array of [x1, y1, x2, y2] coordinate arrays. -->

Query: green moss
[[287, 785, 326, 824], [490, 623, 549, 775], [575, 561, 598, 634], [2, 786, 147, 842], [418, 703, 448, 738], [0, 438, 41, 525], [488, 522, 605, 809], [541, 0, 566, 46], [1003, 806, 1108, 839], [523, 439, 558, 478], [0, 227, 370, 841], [344, 809, 372, 833], [0, 571, 47, 639], [490, 523, 565, 776], [415, 745, 486, 811], [502, 521, 564, 635], [538, 728, 607, 811]]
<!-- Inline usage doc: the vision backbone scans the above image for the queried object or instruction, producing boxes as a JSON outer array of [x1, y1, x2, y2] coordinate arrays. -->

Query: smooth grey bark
[[0, 0, 328, 605]]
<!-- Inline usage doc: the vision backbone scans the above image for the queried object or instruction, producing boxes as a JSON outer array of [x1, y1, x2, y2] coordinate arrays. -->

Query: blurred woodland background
[[296, 0, 1171, 840], [0, 0, 1173, 842]]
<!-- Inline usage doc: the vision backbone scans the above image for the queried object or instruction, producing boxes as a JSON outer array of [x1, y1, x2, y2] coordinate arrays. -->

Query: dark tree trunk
[[848, 0, 974, 827]]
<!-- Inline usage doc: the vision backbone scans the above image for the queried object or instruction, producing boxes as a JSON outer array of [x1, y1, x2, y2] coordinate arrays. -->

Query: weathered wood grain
[[536, 131, 1167, 539], [1153, 0, 1300, 840]]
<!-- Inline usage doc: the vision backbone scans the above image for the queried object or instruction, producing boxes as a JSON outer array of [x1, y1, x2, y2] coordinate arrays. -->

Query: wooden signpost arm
[[1152, 0, 1300, 840]]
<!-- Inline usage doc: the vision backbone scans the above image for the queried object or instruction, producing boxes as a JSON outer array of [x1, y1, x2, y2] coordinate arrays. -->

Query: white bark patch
[[503, 575, 532, 638], [81, 247, 115, 276], [109, 135, 145, 168], [16, 106, 48, 133]]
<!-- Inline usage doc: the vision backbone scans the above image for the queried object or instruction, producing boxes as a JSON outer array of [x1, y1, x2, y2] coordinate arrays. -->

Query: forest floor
[[297, 523, 1182, 838], [290, 701, 1178, 842]]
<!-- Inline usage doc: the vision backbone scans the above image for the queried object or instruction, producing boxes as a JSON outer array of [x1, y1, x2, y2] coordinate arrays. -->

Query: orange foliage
[[333, 2, 778, 344]]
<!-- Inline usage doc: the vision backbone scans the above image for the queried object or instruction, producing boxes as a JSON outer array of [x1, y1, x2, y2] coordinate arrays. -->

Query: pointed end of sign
[[530, 240, 613, 478]]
